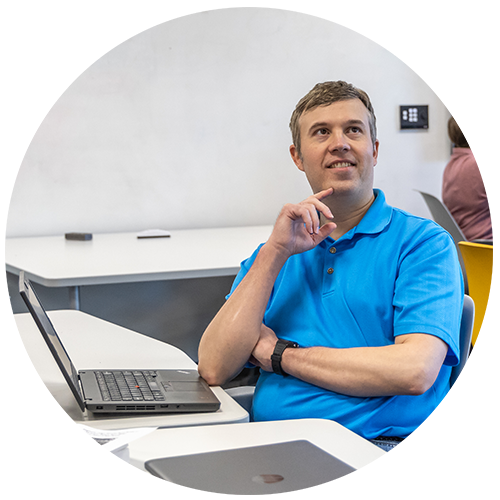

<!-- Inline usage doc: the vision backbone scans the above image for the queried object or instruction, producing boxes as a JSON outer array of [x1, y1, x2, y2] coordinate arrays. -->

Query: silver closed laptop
[[145, 439, 356, 494]]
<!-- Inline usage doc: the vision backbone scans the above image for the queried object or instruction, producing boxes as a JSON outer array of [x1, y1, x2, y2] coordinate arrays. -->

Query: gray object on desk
[[415, 190, 465, 244], [145, 439, 355, 494], [65, 232, 93, 241], [19, 271, 220, 415]]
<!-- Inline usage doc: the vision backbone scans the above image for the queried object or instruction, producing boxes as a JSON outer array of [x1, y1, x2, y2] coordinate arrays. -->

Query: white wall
[[6, 8, 453, 238]]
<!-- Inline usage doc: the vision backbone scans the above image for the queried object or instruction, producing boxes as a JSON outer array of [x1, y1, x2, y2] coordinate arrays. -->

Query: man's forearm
[[279, 333, 448, 397], [198, 242, 289, 385]]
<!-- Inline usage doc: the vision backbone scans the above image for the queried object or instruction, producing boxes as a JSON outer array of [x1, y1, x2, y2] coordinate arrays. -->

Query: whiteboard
[[7, 8, 452, 237]]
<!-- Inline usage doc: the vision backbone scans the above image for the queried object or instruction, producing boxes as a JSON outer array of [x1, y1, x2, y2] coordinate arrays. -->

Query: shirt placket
[[322, 243, 338, 296]]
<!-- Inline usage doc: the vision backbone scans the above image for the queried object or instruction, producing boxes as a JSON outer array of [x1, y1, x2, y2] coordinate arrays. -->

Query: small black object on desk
[[65, 232, 93, 241]]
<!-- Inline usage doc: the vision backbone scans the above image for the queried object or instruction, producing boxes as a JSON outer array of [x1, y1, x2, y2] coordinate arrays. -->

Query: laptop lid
[[145, 440, 356, 494], [19, 271, 87, 411]]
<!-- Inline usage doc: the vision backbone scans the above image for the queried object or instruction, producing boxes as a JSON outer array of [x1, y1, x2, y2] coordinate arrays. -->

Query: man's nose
[[327, 132, 350, 153]]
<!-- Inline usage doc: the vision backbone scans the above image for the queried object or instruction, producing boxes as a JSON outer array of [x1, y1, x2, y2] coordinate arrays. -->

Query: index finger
[[313, 188, 334, 220], [303, 190, 334, 220], [314, 187, 334, 200]]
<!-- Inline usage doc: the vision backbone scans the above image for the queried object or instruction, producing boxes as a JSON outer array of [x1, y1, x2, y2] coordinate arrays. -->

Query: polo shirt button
[[329, 247, 337, 254], [327, 268, 334, 274]]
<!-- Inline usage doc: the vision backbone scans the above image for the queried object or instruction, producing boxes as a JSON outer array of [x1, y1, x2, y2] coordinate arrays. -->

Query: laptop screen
[[19, 272, 86, 411]]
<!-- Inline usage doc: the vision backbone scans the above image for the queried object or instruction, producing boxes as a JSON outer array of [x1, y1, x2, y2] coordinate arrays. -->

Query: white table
[[6, 226, 273, 308], [126, 419, 385, 491], [118, 419, 455, 495], [15, 310, 249, 430]]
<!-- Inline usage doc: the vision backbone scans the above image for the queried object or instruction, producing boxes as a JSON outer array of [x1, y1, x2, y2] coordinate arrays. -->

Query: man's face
[[290, 98, 379, 201]]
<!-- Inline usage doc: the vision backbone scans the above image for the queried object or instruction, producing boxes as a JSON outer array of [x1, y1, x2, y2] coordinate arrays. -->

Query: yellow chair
[[458, 241, 493, 346]]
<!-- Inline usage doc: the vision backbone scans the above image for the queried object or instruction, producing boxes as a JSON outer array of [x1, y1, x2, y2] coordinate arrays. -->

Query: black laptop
[[19, 271, 220, 414]]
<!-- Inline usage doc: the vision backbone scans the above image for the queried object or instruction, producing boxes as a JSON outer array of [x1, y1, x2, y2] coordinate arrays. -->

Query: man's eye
[[316, 128, 328, 135], [348, 126, 361, 134]]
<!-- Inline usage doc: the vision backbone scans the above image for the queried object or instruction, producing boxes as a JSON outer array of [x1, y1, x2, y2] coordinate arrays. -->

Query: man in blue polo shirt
[[198, 81, 463, 451]]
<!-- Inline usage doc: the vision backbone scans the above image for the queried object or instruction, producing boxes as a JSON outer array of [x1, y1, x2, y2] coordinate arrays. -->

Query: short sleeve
[[393, 230, 463, 366], [224, 244, 266, 370], [225, 243, 265, 300]]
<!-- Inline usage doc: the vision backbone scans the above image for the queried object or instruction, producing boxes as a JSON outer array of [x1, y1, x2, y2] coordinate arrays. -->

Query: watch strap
[[271, 339, 299, 377]]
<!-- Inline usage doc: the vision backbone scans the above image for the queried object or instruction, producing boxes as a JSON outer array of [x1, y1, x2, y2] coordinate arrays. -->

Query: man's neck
[[321, 190, 375, 240]]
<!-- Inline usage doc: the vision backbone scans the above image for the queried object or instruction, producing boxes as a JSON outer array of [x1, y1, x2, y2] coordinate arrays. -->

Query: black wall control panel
[[400, 105, 428, 129]]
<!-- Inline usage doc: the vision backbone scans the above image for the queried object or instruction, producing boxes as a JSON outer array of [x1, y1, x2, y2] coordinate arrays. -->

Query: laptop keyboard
[[95, 370, 165, 402]]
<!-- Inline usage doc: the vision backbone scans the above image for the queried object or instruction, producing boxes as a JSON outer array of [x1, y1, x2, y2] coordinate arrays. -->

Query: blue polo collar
[[322, 188, 393, 244], [354, 188, 393, 235]]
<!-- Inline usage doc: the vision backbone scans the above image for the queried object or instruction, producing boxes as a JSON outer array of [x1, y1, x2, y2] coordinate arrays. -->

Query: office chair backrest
[[415, 190, 469, 293], [450, 294, 474, 387], [458, 242, 493, 346]]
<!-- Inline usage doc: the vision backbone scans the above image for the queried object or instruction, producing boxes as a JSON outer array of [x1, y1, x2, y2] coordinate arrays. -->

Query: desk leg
[[68, 286, 81, 310]]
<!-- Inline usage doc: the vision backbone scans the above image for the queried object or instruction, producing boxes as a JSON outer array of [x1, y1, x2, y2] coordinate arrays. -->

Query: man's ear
[[372, 140, 380, 167], [290, 144, 305, 172]]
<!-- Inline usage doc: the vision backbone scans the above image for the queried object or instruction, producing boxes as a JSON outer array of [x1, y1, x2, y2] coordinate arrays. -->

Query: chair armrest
[[224, 386, 255, 413]]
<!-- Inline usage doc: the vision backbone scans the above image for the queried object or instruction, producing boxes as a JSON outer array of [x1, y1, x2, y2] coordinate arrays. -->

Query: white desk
[[6, 226, 272, 307], [7, 225, 272, 359], [126, 419, 385, 491], [15, 310, 248, 430], [111, 419, 455, 495]]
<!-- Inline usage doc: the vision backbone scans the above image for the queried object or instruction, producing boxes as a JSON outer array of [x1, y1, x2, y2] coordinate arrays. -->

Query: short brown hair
[[289, 81, 377, 158], [447, 116, 469, 148]]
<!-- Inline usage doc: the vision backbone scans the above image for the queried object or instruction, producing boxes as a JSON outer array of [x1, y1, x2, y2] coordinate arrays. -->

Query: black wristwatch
[[271, 339, 299, 377]]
